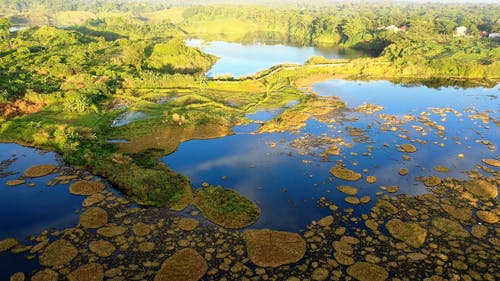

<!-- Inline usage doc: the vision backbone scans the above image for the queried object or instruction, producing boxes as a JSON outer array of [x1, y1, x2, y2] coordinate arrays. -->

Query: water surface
[[164, 80, 499, 231], [186, 39, 365, 78], [0, 144, 85, 279]]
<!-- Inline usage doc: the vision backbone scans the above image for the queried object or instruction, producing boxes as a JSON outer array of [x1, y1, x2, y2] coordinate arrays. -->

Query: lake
[[185, 39, 365, 78], [163, 80, 499, 231], [0, 38, 498, 279]]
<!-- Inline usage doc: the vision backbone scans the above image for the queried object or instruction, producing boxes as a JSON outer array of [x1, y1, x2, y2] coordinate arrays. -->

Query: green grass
[[194, 186, 260, 228]]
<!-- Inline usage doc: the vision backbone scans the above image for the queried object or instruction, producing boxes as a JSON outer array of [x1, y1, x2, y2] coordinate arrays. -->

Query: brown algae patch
[[441, 205, 472, 221], [242, 229, 306, 267], [89, 240, 116, 257], [317, 215, 334, 227], [194, 186, 260, 228], [31, 269, 58, 281], [23, 164, 56, 178], [366, 175, 377, 184], [423, 176, 442, 187], [482, 158, 500, 167], [96, 226, 127, 237], [154, 248, 207, 281], [471, 225, 488, 239], [336, 185, 358, 196], [82, 193, 106, 207], [6, 179, 25, 186], [345, 197, 361, 205], [67, 263, 104, 281], [347, 262, 388, 281], [69, 181, 105, 196], [79, 207, 108, 228], [399, 144, 417, 153], [433, 166, 451, 173], [39, 239, 78, 267], [431, 218, 469, 238], [179, 218, 200, 231], [385, 219, 427, 248], [476, 211, 499, 224], [330, 164, 362, 181], [10, 272, 25, 281], [117, 124, 232, 154], [0, 238, 18, 252], [464, 180, 498, 198], [381, 186, 399, 193], [374, 200, 398, 215], [133, 222, 151, 236]]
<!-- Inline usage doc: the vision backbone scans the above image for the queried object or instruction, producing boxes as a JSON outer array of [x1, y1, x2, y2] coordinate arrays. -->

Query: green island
[[0, 0, 499, 280]]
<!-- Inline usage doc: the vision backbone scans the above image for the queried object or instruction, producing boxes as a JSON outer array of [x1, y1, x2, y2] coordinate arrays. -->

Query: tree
[[122, 42, 146, 71], [341, 17, 367, 43], [0, 17, 11, 41]]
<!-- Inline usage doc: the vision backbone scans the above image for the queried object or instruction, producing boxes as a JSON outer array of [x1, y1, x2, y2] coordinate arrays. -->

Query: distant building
[[454, 26, 468, 37], [385, 25, 399, 33], [377, 25, 408, 33], [489, 33, 500, 41]]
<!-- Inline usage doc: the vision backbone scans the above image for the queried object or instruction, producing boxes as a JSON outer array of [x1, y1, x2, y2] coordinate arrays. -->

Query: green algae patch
[[194, 186, 260, 228], [330, 164, 362, 181], [23, 164, 56, 178], [464, 180, 498, 199], [155, 248, 207, 281], [385, 219, 427, 248], [169, 182, 194, 211], [93, 155, 193, 210], [347, 262, 388, 281], [69, 181, 105, 196], [242, 229, 306, 268]]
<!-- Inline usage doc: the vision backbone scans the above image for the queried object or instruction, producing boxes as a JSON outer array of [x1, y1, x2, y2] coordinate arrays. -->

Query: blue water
[[0, 144, 85, 279], [186, 39, 364, 78], [163, 80, 499, 231]]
